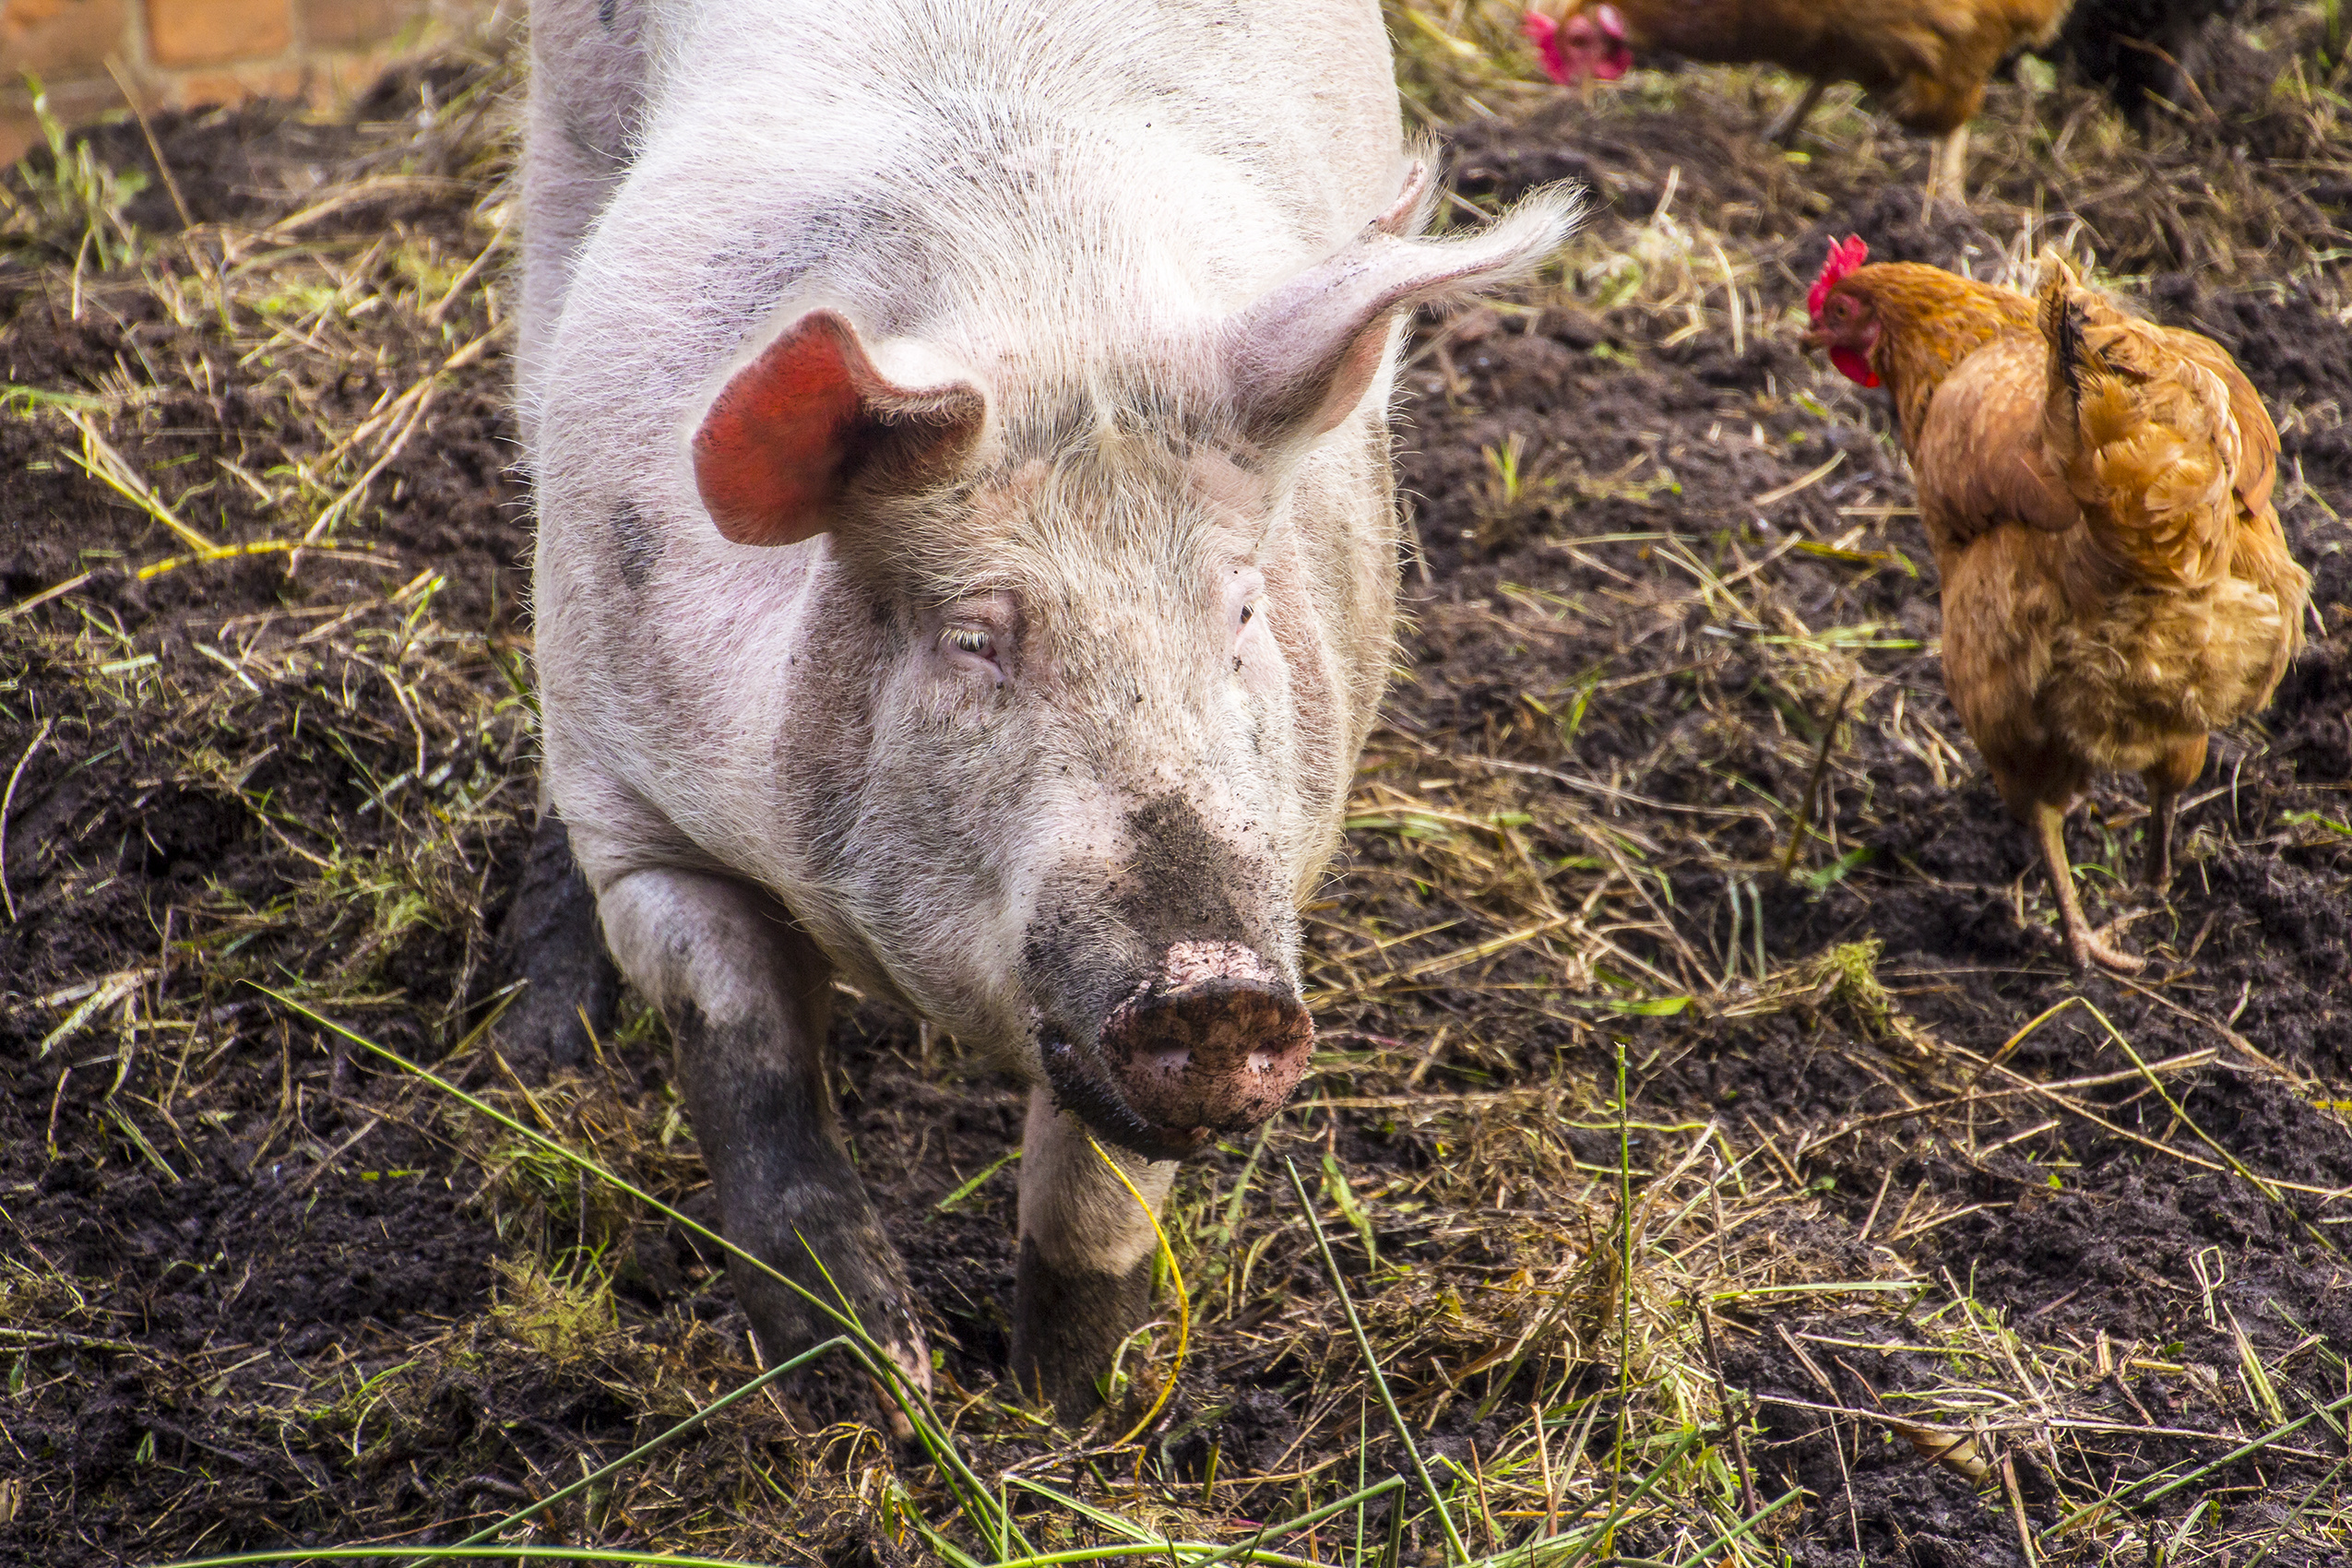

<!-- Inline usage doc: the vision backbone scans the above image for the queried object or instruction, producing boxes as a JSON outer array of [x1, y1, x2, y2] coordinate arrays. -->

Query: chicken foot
[[2033, 801, 2145, 974], [1764, 78, 1826, 146]]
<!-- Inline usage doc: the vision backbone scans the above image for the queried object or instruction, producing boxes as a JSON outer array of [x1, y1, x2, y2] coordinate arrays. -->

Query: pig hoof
[[751, 1313, 931, 1441], [728, 1205, 932, 1431], [1009, 1238, 1153, 1417], [494, 813, 622, 1075]]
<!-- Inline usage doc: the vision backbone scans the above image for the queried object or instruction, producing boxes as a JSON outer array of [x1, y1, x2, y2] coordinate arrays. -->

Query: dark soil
[[3, 18, 2349, 1568]]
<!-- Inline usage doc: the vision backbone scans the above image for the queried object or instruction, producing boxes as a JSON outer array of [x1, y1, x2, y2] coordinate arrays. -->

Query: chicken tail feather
[[2038, 257, 2239, 590]]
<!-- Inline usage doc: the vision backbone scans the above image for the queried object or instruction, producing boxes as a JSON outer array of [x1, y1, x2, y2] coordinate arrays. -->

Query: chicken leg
[[1764, 79, 1827, 146], [2033, 802, 2144, 973], [1926, 123, 1970, 206], [2142, 738, 2207, 890], [2143, 785, 2180, 890]]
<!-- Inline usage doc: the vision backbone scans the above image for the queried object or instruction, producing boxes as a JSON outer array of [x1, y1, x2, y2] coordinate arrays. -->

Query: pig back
[[526, 0, 1401, 429]]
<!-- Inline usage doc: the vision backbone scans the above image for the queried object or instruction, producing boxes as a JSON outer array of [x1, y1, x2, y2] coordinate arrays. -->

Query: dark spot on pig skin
[[561, 79, 641, 173], [494, 813, 621, 1073], [598, 0, 618, 32], [1023, 897, 1146, 1047], [1117, 794, 1258, 956], [612, 499, 660, 589], [1009, 1235, 1154, 1413], [1020, 793, 1261, 1041]]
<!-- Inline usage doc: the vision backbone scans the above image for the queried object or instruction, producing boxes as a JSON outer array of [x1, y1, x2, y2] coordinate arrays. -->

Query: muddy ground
[[3, 8, 2350, 1567]]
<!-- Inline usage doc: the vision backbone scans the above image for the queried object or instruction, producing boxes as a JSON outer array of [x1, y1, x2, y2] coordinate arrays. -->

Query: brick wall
[[1, 0, 504, 163]]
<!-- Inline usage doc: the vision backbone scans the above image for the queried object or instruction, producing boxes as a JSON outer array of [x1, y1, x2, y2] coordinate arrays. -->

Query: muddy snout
[[1099, 941, 1313, 1138]]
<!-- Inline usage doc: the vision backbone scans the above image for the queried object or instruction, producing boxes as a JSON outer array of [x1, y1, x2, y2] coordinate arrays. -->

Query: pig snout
[[1047, 941, 1313, 1159], [1105, 941, 1314, 1126]]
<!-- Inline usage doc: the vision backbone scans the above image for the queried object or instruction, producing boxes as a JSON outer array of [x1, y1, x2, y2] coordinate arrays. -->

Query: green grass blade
[[1189, 1476, 1407, 1568], [1284, 1155, 1469, 1564], [148, 1550, 788, 1567], [2045, 1388, 2352, 1538], [1004, 1476, 1163, 1543], [1550, 1424, 1701, 1568]]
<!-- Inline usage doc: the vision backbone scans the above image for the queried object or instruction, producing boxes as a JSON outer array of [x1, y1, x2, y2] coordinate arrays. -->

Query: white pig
[[512, 0, 1576, 1411]]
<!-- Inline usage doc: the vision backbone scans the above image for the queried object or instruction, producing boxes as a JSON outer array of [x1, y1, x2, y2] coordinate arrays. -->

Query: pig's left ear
[[1221, 183, 1582, 449], [691, 308, 987, 547]]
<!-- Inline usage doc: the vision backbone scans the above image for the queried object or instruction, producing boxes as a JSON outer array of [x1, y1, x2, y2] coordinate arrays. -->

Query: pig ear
[[691, 309, 987, 547], [1221, 183, 1581, 447]]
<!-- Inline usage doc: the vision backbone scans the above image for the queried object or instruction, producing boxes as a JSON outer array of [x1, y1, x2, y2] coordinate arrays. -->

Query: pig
[[511, 0, 1577, 1413]]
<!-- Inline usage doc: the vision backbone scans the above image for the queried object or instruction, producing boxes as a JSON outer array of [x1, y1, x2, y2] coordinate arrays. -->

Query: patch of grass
[[4, 73, 148, 272], [492, 1255, 624, 1365]]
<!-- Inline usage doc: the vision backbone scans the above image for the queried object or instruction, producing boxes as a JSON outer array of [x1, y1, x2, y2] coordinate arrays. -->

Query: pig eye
[[936, 591, 1015, 683], [1228, 568, 1268, 640], [940, 624, 1004, 682]]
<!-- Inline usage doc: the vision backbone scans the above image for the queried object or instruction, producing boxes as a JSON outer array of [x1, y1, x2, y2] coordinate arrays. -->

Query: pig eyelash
[[1238, 601, 1256, 624], [944, 626, 993, 656]]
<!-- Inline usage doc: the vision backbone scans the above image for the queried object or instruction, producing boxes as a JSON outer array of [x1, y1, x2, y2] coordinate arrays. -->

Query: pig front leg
[[596, 868, 928, 1391], [1010, 1089, 1177, 1414]]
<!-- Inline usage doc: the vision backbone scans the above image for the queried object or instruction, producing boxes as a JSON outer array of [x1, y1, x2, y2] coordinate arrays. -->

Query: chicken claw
[[2033, 802, 2145, 975]]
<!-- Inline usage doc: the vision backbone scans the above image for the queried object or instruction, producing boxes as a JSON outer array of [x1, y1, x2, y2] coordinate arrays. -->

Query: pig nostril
[[1097, 969, 1315, 1139]]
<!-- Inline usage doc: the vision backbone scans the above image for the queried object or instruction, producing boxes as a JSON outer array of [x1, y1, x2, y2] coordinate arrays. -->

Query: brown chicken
[[1523, 1, 2073, 199], [1805, 238, 2310, 971]]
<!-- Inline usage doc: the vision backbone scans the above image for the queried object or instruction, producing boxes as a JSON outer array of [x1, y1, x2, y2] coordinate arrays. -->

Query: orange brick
[[144, 0, 291, 69], [305, 42, 400, 108], [0, 111, 38, 163], [1, 0, 130, 77], [297, 0, 418, 51], [161, 60, 305, 106]]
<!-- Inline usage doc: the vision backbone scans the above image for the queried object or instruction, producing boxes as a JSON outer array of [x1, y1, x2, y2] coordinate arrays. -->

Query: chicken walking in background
[[1805, 240, 2310, 971], [1522, 1, 2073, 200]]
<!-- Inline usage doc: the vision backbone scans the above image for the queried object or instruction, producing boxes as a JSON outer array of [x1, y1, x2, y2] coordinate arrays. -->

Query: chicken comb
[[1522, 11, 1569, 85], [1807, 235, 1871, 322]]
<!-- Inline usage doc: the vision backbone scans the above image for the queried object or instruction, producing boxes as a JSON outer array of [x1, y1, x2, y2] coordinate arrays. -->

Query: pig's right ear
[[1221, 184, 1582, 450], [691, 309, 987, 547]]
